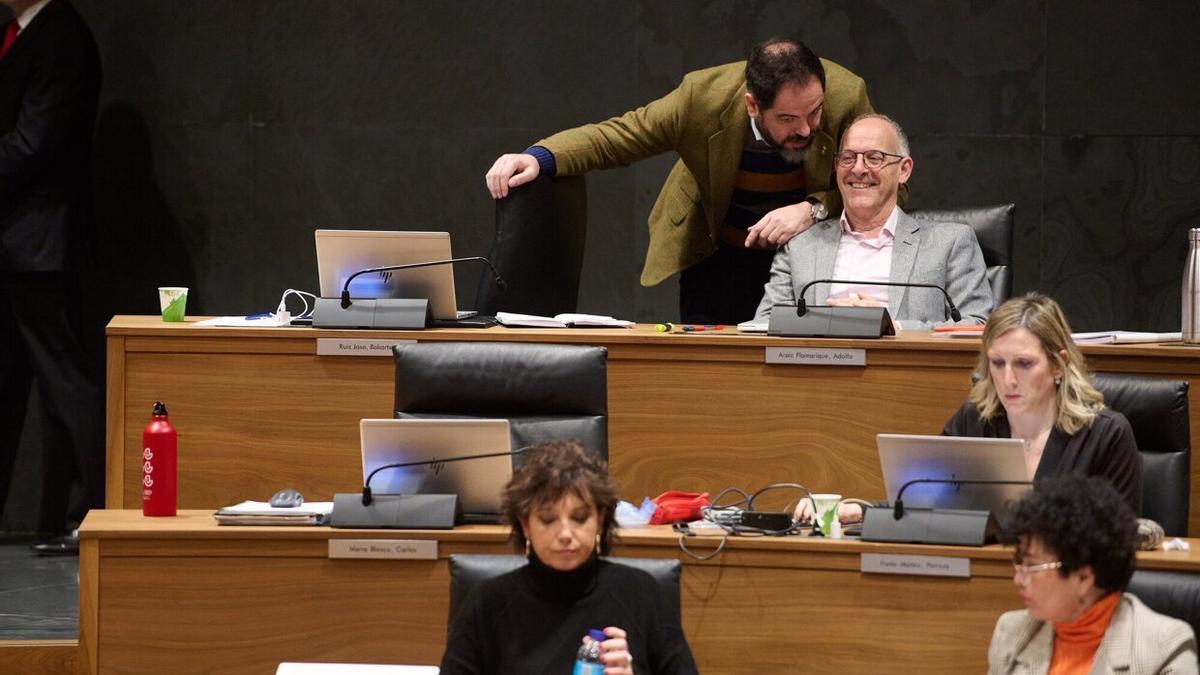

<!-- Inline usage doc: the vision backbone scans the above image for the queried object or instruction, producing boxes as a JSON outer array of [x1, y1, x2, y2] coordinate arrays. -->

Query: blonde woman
[[943, 292, 1141, 511], [807, 292, 1142, 525]]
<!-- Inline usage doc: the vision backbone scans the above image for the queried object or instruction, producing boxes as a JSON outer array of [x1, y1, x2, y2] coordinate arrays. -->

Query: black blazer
[[0, 0, 100, 272]]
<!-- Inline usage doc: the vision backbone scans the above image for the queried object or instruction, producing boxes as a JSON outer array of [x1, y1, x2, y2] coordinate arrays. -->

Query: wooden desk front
[[105, 317, 1200, 533], [78, 511, 1200, 675]]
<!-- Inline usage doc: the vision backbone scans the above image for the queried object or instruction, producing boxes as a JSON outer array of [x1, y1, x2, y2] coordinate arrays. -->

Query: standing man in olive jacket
[[0, 0, 103, 555], [486, 37, 902, 324]]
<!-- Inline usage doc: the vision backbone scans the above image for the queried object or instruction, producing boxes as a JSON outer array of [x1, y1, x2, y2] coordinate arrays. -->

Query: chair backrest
[[908, 203, 1014, 307], [446, 553, 682, 631], [1127, 570, 1200, 642], [393, 341, 608, 459], [1092, 373, 1191, 536], [475, 174, 588, 316]]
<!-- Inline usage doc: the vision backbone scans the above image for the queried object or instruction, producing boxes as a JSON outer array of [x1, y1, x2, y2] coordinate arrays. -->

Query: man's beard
[[757, 115, 810, 164]]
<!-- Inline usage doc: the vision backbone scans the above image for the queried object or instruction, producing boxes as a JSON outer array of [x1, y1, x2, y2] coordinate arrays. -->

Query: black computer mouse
[[269, 488, 304, 508]]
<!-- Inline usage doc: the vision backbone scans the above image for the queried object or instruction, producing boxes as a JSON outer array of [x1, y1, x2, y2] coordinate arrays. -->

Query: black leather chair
[[393, 341, 608, 459], [1092, 373, 1191, 536], [446, 553, 682, 630], [1127, 570, 1200, 643], [475, 174, 588, 316], [909, 203, 1014, 307]]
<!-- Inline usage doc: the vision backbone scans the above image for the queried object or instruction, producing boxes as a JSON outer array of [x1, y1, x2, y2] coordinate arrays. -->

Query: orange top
[[1049, 592, 1120, 675]]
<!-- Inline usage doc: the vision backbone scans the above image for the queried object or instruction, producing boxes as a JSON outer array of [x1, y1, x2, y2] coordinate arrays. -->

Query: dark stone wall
[[3, 0, 1199, 530], [70, 0, 1200, 329]]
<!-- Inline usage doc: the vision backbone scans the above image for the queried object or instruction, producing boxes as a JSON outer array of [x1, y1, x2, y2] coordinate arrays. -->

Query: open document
[[214, 500, 334, 525], [1071, 331, 1182, 345], [496, 312, 633, 328]]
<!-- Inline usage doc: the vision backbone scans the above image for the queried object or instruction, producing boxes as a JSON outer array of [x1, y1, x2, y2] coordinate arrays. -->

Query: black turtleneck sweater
[[439, 554, 698, 675]]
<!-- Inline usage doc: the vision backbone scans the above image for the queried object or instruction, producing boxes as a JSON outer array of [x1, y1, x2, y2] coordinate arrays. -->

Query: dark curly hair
[[500, 441, 620, 554], [745, 37, 825, 111], [999, 476, 1137, 592]]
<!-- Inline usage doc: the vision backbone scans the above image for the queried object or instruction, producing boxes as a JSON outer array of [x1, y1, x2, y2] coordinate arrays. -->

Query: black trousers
[[0, 272, 104, 531], [678, 243, 777, 325]]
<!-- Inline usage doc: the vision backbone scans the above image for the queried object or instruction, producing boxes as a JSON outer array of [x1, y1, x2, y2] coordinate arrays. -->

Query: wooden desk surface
[[79, 510, 1200, 675], [105, 317, 1200, 535], [79, 509, 1200, 568]]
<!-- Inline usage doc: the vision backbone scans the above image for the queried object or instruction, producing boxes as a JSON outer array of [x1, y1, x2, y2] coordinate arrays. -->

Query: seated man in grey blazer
[[754, 114, 992, 329]]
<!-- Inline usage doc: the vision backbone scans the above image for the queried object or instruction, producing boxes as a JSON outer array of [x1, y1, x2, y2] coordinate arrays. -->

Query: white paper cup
[[158, 287, 188, 322]]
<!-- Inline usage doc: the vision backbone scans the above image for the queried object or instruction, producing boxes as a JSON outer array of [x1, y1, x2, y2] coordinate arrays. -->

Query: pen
[[681, 324, 725, 332]]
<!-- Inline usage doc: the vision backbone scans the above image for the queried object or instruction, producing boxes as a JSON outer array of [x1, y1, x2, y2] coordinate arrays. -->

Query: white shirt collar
[[749, 116, 766, 143], [839, 205, 900, 238], [15, 0, 53, 31]]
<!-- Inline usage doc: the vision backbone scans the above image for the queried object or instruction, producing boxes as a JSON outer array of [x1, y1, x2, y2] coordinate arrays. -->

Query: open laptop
[[877, 433, 1031, 519], [315, 230, 477, 321], [359, 418, 512, 521]]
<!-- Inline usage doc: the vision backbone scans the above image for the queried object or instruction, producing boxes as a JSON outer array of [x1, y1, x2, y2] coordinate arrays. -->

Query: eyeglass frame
[[1012, 560, 1064, 581], [834, 149, 906, 169]]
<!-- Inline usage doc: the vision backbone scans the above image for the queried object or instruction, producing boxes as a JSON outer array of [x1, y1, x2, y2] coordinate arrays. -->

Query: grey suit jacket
[[753, 208, 993, 329], [988, 593, 1197, 675]]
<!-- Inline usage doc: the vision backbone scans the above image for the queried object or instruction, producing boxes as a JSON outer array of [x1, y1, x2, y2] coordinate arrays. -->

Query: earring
[[595, 533, 602, 556], [524, 538, 531, 557], [1055, 376, 1062, 386]]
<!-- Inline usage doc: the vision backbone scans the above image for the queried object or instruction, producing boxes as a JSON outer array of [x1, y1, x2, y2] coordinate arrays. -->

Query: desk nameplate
[[766, 347, 866, 366], [861, 553, 970, 578], [316, 338, 417, 356], [328, 539, 438, 560]]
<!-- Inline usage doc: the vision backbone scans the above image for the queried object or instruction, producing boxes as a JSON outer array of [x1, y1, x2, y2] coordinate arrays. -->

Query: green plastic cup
[[158, 287, 188, 322]]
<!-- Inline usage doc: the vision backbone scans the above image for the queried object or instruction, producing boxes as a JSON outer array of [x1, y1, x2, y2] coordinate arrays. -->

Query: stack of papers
[[194, 314, 292, 328], [1071, 331, 1182, 345], [736, 320, 768, 333], [496, 312, 633, 328], [213, 500, 334, 526]]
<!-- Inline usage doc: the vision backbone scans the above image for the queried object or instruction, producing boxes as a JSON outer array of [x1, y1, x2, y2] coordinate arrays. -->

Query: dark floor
[[0, 538, 77, 640]]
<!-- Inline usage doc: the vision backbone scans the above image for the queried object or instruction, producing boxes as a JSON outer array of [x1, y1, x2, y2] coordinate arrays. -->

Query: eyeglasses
[[835, 149, 905, 169], [1012, 560, 1063, 581]]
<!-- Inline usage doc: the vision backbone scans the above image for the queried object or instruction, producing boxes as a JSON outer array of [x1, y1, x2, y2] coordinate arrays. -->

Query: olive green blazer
[[539, 59, 878, 286]]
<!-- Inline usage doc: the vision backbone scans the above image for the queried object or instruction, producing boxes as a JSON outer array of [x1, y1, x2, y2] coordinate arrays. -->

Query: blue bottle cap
[[587, 628, 607, 642]]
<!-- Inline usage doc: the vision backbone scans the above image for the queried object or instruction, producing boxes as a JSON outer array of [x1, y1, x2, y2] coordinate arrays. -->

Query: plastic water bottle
[[571, 628, 607, 675], [142, 401, 177, 516]]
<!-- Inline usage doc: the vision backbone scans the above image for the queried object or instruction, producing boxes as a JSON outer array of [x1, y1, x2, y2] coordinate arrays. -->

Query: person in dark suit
[[0, 0, 103, 555]]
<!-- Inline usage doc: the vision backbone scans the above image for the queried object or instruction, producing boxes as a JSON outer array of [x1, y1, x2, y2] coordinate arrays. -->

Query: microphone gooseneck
[[795, 278, 963, 322], [891, 477, 1033, 520], [360, 446, 528, 506], [339, 256, 505, 308]]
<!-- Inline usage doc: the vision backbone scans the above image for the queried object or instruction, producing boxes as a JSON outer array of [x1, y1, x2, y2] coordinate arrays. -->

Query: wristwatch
[[807, 198, 828, 221]]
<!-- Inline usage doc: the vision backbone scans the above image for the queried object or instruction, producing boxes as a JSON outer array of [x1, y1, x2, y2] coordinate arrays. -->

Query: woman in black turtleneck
[[439, 441, 698, 675]]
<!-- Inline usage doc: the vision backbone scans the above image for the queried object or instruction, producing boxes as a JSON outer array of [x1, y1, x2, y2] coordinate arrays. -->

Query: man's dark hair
[[1000, 476, 1137, 592], [745, 37, 826, 110]]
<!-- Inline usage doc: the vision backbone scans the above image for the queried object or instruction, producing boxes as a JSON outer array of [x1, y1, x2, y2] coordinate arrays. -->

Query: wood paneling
[[78, 510, 1200, 675], [0, 641, 78, 675], [106, 317, 1200, 533]]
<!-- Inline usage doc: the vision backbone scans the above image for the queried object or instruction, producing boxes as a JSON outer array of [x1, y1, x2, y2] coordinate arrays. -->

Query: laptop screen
[[359, 418, 512, 517], [315, 229, 459, 320], [876, 433, 1031, 517]]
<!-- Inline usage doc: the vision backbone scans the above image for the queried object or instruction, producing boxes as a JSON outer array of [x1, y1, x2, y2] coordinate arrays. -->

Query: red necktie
[[0, 21, 20, 60]]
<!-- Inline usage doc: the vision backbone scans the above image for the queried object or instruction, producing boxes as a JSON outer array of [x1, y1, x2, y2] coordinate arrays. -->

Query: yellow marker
[[654, 323, 674, 332]]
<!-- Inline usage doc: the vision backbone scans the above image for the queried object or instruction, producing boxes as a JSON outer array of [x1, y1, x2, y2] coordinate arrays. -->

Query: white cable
[[275, 289, 318, 320]]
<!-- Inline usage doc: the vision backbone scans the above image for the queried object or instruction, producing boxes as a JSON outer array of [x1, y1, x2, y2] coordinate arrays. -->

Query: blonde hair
[[969, 293, 1104, 434]]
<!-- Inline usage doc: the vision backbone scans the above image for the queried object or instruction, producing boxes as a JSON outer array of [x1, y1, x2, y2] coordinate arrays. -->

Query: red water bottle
[[142, 401, 177, 516]]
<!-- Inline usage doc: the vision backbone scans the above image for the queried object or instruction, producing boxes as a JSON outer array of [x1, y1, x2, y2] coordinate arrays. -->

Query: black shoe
[[31, 531, 79, 556]]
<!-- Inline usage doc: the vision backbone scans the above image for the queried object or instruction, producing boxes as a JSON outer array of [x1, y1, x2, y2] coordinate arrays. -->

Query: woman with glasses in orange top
[[989, 476, 1195, 674]]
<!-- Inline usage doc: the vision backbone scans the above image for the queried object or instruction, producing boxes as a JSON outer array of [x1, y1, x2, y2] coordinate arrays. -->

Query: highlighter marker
[[654, 323, 675, 332]]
